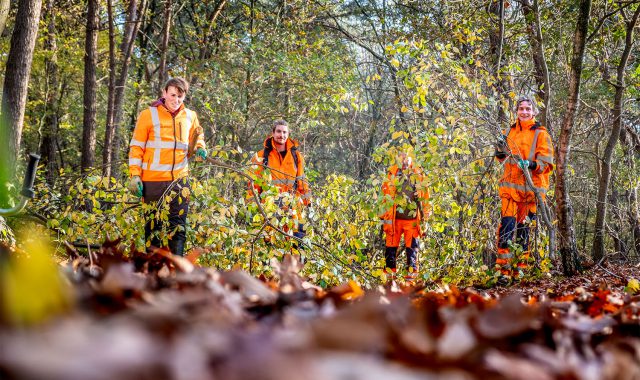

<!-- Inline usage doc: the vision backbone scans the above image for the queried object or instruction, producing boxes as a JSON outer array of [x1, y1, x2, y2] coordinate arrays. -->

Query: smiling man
[[494, 96, 554, 284], [250, 119, 311, 246], [128, 77, 206, 256]]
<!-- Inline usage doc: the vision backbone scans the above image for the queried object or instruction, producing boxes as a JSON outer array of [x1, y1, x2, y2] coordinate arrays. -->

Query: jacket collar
[[151, 97, 184, 117]]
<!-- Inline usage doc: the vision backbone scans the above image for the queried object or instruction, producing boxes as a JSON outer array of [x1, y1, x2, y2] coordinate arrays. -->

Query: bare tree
[[103, 0, 147, 177], [81, 0, 99, 171], [521, 0, 551, 127], [555, 0, 591, 276], [592, 6, 640, 262], [157, 0, 173, 95], [1, 0, 43, 170], [39, 0, 60, 185]]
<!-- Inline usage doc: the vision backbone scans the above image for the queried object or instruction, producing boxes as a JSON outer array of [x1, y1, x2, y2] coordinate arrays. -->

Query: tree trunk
[[104, 0, 146, 178], [1, 0, 44, 171], [0, 0, 10, 36], [620, 128, 640, 256], [81, 0, 99, 171], [102, 0, 117, 177], [109, 0, 146, 178], [488, 0, 507, 127], [555, 0, 591, 276], [39, 0, 59, 186], [521, 0, 551, 128], [157, 0, 172, 95], [592, 7, 640, 262]]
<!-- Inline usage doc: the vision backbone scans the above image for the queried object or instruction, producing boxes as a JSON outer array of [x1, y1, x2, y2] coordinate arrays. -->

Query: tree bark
[[1, 0, 44, 171], [157, 0, 173, 95], [39, 0, 59, 186], [488, 0, 507, 127], [521, 0, 551, 128], [592, 6, 640, 262], [0, 0, 10, 36], [102, 0, 116, 176], [103, 0, 146, 178], [81, 0, 99, 171], [555, 0, 591, 276]]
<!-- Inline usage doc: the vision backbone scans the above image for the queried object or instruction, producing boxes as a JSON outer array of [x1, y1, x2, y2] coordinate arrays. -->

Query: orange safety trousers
[[385, 218, 420, 248], [496, 197, 536, 275]]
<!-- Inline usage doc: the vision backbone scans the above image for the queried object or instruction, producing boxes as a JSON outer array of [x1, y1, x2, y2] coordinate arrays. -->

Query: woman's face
[[517, 100, 535, 122]]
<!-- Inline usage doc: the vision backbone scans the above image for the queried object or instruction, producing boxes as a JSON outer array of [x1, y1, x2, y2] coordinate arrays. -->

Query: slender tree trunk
[[102, 0, 116, 176], [81, 0, 99, 171], [39, 0, 59, 186], [1, 0, 44, 170], [555, 0, 591, 276], [522, 0, 551, 127], [592, 7, 640, 262], [109, 0, 146, 178], [488, 0, 507, 127], [0, 0, 10, 36], [157, 0, 172, 95], [103, 0, 146, 177], [620, 128, 640, 256]]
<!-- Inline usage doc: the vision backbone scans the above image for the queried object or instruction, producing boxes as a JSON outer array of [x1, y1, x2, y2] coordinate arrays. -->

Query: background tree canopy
[[1, 0, 639, 286]]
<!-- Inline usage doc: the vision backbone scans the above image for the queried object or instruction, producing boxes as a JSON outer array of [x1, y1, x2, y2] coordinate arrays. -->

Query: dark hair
[[272, 119, 288, 132], [164, 77, 189, 95]]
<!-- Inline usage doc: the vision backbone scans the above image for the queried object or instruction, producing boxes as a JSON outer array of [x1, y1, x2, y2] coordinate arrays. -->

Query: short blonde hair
[[515, 96, 539, 115]]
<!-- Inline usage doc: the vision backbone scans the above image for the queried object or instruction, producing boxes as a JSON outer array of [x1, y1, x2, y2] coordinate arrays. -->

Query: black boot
[[384, 246, 398, 271], [168, 237, 186, 257]]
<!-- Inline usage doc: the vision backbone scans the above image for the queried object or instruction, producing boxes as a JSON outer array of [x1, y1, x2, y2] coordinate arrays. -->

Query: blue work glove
[[196, 148, 207, 161], [129, 176, 143, 197]]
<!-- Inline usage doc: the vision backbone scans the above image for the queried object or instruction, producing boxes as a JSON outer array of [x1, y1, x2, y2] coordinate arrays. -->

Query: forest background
[[1, 0, 639, 288]]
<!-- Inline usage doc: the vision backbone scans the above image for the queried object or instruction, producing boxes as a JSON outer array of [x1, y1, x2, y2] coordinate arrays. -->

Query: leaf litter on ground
[[0, 240, 638, 380]]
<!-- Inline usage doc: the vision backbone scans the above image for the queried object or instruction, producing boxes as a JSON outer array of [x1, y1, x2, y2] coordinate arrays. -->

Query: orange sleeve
[[128, 110, 150, 177]]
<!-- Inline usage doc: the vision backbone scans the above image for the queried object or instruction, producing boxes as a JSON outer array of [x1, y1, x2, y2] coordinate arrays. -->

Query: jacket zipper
[[171, 114, 177, 182]]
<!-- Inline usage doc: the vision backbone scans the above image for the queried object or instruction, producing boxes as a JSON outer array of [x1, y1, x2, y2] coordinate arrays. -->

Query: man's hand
[[494, 135, 508, 152], [129, 176, 143, 197], [518, 159, 537, 171], [196, 148, 207, 161]]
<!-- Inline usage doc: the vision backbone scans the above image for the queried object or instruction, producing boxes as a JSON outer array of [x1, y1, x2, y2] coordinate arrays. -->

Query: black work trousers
[[142, 178, 190, 256]]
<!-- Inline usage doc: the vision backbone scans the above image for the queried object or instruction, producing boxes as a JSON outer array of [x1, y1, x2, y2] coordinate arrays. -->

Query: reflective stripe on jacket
[[128, 104, 205, 182], [250, 137, 311, 206], [496, 118, 554, 202], [380, 165, 430, 235]]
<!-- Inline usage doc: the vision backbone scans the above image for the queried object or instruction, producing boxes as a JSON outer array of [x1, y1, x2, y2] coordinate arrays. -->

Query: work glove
[[129, 176, 143, 197], [518, 159, 537, 171], [196, 148, 207, 161]]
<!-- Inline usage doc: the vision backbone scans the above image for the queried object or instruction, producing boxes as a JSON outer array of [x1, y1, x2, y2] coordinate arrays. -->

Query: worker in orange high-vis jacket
[[250, 119, 311, 242], [128, 77, 206, 256], [494, 96, 554, 283], [380, 150, 430, 280]]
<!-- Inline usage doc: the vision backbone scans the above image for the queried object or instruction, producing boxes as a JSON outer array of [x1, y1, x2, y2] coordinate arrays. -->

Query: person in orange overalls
[[250, 119, 311, 242], [494, 96, 554, 282], [380, 150, 430, 279], [128, 77, 206, 256]]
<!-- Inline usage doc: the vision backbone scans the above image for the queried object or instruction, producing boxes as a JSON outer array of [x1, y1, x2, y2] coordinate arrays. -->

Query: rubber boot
[[168, 237, 186, 257]]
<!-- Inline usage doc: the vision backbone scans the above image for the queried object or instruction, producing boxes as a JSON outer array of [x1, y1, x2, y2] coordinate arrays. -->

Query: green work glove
[[129, 176, 143, 197], [518, 159, 537, 171], [196, 148, 207, 161]]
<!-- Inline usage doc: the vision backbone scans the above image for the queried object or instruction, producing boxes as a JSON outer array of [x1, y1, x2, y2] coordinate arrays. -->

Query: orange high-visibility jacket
[[250, 137, 311, 206], [128, 103, 205, 182], [496, 118, 554, 202], [380, 165, 430, 235]]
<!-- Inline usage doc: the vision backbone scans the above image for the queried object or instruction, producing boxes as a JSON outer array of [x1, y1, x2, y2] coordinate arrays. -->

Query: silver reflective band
[[129, 158, 142, 166], [130, 139, 146, 148], [382, 220, 392, 224], [528, 129, 542, 160], [499, 181, 547, 194]]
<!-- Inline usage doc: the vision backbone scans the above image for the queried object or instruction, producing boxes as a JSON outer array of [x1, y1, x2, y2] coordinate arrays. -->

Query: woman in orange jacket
[[380, 151, 430, 279], [494, 96, 554, 282], [128, 77, 206, 256]]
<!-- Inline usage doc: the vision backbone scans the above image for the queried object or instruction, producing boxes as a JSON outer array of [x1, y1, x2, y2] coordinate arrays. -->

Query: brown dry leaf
[[221, 270, 278, 305], [485, 350, 554, 380], [98, 263, 146, 296], [474, 293, 541, 339]]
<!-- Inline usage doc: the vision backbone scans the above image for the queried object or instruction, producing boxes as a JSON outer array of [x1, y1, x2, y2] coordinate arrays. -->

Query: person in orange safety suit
[[494, 96, 554, 282], [380, 150, 430, 279], [128, 77, 206, 256], [250, 119, 311, 243]]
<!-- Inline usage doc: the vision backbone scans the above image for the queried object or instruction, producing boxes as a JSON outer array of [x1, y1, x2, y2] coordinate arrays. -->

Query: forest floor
[[0, 241, 638, 380]]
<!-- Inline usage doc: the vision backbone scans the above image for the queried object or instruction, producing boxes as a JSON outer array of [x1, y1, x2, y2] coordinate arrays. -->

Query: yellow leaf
[[626, 278, 640, 294]]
